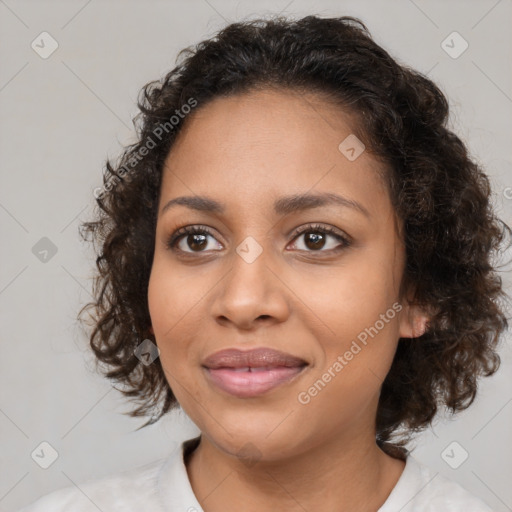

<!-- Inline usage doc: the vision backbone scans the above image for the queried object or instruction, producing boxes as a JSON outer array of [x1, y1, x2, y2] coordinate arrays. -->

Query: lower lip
[[203, 366, 307, 398]]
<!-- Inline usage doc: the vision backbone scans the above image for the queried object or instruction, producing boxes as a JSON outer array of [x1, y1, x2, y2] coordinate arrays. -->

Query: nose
[[211, 244, 290, 331]]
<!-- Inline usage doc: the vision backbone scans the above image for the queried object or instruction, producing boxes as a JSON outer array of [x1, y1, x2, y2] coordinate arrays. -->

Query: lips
[[202, 347, 307, 370], [202, 348, 308, 398]]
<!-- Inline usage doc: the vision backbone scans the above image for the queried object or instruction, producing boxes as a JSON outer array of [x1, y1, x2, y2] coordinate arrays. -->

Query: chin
[[205, 428, 304, 464]]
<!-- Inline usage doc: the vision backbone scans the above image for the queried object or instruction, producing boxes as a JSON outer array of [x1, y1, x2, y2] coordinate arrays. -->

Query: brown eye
[[182, 233, 209, 251], [167, 226, 222, 253], [289, 224, 351, 253]]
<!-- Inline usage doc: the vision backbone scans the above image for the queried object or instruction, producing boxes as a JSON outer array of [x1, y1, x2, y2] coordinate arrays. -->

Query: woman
[[20, 14, 509, 511]]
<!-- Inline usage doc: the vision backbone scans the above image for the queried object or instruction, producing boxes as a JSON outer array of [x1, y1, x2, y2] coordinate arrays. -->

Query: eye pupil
[[305, 232, 325, 250], [188, 234, 208, 251]]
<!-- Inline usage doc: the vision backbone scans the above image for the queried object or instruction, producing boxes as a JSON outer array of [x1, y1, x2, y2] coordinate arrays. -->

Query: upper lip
[[202, 348, 308, 369]]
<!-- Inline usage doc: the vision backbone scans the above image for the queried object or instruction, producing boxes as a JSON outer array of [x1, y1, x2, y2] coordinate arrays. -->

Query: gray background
[[1, 0, 511, 510]]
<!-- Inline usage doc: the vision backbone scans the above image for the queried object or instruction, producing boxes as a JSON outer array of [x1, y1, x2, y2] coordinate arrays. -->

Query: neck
[[185, 428, 406, 512]]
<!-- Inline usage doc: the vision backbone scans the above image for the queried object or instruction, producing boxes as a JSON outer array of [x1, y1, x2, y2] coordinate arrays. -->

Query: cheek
[[300, 259, 400, 340], [297, 316, 400, 424], [147, 257, 201, 334], [147, 259, 207, 378], [293, 251, 402, 390], [147, 264, 189, 379], [147, 267, 170, 335], [147, 268, 200, 407]]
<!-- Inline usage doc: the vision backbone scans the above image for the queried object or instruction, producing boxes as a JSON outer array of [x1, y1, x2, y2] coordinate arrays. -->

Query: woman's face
[[148, 88, 425, 461]]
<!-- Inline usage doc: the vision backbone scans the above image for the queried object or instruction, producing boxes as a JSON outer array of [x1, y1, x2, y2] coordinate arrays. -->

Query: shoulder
[[379, 454, 495, 512], [17, 457, 167, 512]]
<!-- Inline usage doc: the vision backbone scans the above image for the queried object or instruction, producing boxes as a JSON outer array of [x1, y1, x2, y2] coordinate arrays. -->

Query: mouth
[[201, 347, 309, 398], [203, 365, 308, 398]]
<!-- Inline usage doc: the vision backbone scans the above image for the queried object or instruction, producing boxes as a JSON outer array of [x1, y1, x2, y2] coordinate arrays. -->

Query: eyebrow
[[160, 192, 371, 218]]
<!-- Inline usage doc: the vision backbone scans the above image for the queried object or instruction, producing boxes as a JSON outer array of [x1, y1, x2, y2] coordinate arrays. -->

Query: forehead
[[159, 88, 391, 220]]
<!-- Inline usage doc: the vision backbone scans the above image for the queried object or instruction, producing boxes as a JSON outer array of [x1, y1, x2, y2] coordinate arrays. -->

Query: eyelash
[[166, 223, 351, 256]]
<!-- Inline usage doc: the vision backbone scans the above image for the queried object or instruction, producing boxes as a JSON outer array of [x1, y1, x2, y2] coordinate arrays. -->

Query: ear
[[148, 325, 155, 335], [398, 301, 430, 338]]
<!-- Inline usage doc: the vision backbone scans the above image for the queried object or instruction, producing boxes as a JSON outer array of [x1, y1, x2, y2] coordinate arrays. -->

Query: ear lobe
[[398, 303, 430, 339]]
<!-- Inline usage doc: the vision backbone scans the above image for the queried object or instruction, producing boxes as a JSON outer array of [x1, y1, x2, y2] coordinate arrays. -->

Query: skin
[[147, 87, 429, 512]]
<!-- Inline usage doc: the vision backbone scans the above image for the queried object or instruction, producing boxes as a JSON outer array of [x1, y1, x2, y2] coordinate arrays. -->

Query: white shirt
[[18, 436, 495, 511]]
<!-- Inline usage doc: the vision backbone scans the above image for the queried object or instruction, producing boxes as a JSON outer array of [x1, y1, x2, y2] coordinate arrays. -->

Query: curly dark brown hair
[[78, 14, 511, 457]]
